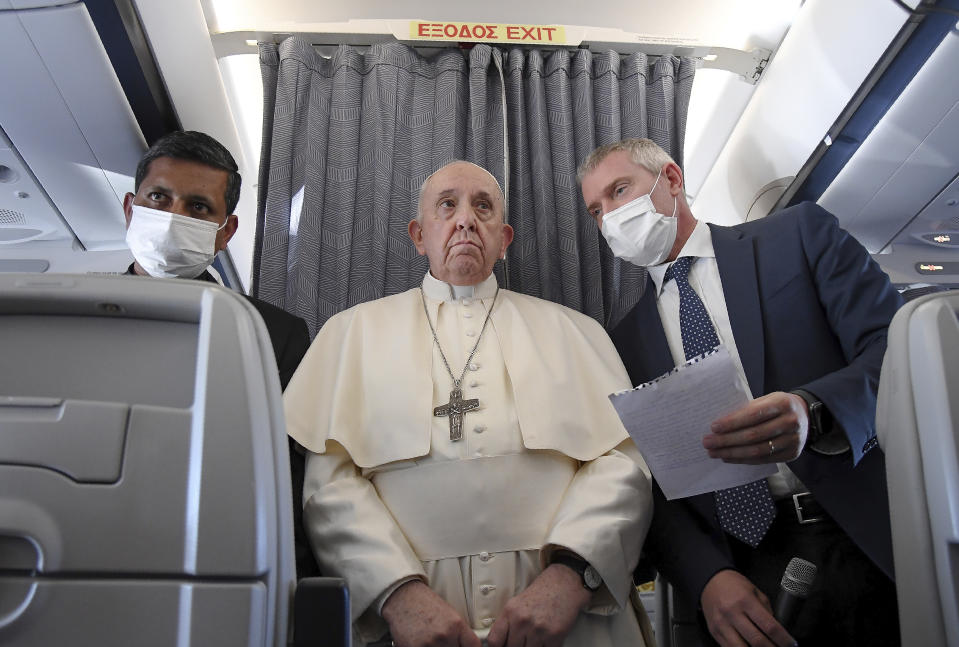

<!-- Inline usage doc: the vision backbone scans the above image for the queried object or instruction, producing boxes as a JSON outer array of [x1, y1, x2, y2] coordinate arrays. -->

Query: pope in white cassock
[[284, 161, 654, 647]]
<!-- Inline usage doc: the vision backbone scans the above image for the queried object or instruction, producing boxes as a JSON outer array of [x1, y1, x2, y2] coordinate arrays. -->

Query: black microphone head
[[780, 557, 817, 599]]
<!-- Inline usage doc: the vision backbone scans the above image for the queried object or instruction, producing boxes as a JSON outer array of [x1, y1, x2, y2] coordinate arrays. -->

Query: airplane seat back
[[877, 289, 959, 647], [0, 274, 294, 646]]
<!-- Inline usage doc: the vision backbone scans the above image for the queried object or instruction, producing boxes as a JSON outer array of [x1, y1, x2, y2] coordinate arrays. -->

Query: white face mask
[[600, 168, 678, 267], [125, 205, 226, 279]]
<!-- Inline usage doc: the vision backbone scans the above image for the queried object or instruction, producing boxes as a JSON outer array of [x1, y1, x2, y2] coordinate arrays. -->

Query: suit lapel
[[710, 224, 765, 398], [636, 275, 675, 378], [612, 274, 674, 385]]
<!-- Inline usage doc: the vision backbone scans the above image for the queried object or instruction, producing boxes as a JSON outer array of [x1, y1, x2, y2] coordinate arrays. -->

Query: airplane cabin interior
[[0, 0, 957, 645]]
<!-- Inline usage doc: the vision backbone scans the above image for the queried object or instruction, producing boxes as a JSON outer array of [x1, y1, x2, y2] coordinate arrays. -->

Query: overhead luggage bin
[[0, 274, 298, 646]]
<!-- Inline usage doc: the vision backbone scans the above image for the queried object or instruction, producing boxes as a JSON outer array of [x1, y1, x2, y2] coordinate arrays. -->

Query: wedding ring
[[768, 440, 775, 455]]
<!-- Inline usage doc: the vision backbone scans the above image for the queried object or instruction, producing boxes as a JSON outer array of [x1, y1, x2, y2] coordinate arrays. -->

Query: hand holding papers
[[609, 347, 776, 500]]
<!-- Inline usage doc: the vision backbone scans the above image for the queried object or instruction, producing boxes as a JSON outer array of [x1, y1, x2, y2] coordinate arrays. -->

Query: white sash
[[372, 452, 577, 561]]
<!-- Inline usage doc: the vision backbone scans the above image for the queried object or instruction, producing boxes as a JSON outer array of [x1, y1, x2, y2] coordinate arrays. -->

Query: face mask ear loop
[[654, 166, 677, 219], [216, 216, 230, 232], [650, 166, 664, 194]]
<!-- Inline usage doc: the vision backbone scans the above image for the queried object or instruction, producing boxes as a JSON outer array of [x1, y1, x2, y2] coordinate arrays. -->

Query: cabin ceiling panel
[[0, 3, 144, 251], [0, 126, 67, 246], [6, 0, 74, 8], [200, 0, 798, 51], [821, 30, 959, 254]]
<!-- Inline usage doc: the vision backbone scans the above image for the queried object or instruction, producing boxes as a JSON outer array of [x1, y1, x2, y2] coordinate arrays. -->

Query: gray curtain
[[500, 47, 695, 327], [254, 37, 695, 335]]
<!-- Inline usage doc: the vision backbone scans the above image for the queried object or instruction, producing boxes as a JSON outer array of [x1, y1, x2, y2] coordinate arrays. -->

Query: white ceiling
[[201, 0, 800, 51]]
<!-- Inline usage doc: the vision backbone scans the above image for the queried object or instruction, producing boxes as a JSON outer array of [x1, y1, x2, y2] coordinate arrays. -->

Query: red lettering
[[417, 23, 429, 37], [485, 25, 498, 38], [430, 24, 443, 37], [459, 24, 472, 38], [521, 26, 536, 40], [472, 25, 486, 39], [506, 26, 519, 40], [542, 27, 557, 41], [444, 23, 458, 38]]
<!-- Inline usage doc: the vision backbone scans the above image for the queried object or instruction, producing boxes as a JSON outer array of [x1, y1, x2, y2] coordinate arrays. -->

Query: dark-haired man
[[122, 130, 317, 578]]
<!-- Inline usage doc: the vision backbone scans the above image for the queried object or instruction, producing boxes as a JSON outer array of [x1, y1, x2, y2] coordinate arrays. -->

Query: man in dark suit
[[122, 130, 318, 578], [579, 138, 902, 647]]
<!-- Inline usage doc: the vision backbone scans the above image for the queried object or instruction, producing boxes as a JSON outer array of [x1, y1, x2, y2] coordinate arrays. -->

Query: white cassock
[[284, 272, 653, 646]]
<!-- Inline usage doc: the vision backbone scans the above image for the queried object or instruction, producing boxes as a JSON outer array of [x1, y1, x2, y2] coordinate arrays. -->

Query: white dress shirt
[[647, 221, 805, 498]]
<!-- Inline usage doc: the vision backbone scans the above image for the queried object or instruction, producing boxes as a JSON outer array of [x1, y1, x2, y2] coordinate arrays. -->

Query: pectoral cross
[[434, 386, 479, 441]]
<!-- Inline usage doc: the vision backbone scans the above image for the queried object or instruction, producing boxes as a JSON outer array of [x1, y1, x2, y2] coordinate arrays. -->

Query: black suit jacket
[[244, 294, 311, 390], [608, 203, 903, 607]]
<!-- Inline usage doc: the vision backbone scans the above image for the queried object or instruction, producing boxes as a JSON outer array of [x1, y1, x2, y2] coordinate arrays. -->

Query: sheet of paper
[[609, 347, 776, 500]]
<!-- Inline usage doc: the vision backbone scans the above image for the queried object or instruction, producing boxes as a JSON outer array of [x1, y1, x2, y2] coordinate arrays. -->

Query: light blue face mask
[[599, 167, 678, 267]]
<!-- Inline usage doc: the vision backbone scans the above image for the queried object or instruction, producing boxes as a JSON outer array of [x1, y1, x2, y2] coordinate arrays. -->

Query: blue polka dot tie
[[665, 257, 776, 547]]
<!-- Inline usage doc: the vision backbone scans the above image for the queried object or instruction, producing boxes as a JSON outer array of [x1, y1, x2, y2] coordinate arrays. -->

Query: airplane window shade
[[253, 38, 695, 334]]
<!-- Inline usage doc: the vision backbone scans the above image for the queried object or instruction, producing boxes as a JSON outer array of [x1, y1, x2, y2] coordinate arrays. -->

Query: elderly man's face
[[409, 162, 514, 286]]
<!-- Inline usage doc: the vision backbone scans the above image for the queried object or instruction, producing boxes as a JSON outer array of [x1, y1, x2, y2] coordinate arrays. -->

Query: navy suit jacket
[[608, 202, 903, 607]]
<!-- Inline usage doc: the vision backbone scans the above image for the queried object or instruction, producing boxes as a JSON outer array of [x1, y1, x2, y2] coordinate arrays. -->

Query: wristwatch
[[791, 388, 829, 444], [550, 553, 602, 591]]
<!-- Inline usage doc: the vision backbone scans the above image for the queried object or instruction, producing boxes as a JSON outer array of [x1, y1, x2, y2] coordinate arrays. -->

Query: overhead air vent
[[0, 208, 26, 225], [0, 164, 19, 183]]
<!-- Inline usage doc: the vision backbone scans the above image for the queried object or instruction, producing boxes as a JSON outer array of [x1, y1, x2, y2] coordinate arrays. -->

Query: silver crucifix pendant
[[433, 387, 480, 441]]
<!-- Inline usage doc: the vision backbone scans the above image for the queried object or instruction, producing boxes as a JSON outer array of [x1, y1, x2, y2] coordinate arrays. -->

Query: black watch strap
[[550, 553, 602, 591], [791, 388, 827, 443]]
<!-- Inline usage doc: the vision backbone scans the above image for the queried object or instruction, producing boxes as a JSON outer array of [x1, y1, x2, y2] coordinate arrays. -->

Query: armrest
[[292, 577, 350, 647]]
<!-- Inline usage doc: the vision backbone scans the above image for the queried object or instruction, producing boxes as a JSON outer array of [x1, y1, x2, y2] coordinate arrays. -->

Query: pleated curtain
[[254, 37, 695, 336]]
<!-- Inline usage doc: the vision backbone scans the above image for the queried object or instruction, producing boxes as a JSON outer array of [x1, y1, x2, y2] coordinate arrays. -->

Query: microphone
[[774, 557, 818, 630]]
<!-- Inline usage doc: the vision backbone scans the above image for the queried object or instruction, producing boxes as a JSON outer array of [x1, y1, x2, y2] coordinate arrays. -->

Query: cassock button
[[479, 551, 491, 562], [466, 330, 476, 337], [482, 618, 493, 627], [469, 380, 479, 387], [463, 311, 473, 318], [469, 363, 480, 371], [463, 299, 473, 306], [474, 425, 485, 434], [480, 585, 496, 595]]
